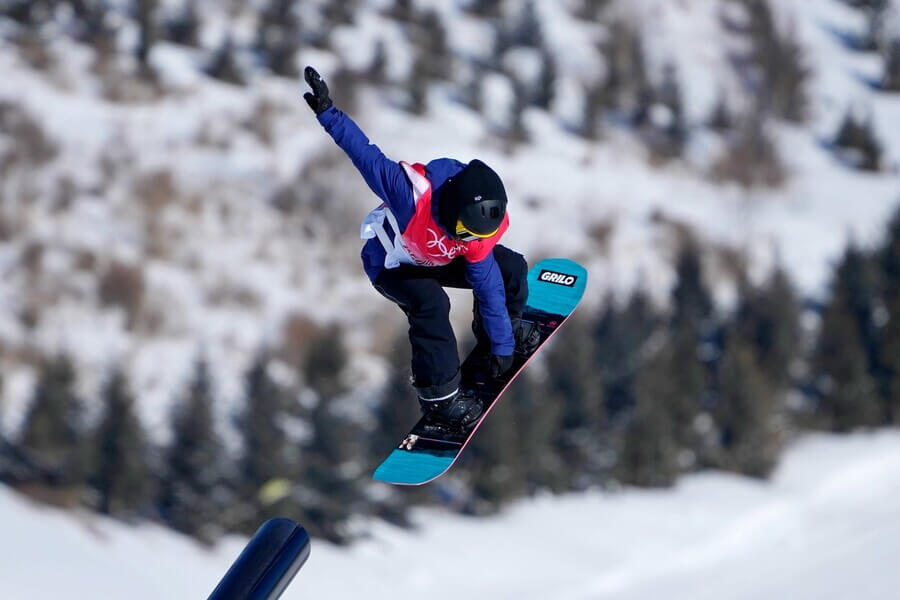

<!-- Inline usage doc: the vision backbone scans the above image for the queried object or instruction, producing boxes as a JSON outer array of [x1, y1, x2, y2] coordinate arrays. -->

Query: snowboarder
[[303, 66, 537, 429]]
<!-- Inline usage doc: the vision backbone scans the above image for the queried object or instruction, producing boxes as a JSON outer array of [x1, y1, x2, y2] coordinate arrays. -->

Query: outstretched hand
[[303, 66, 333, 115], [490, 354, 514, 379]]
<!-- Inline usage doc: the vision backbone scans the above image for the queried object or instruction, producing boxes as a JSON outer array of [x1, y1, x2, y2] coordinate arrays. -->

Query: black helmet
[[439, 159, 507, 240]]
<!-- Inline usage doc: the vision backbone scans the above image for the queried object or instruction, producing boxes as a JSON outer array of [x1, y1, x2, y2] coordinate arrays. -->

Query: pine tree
[[18, 354, 87, 497], [205, 36, 246, 86], [666, 239, 713, 464], [882, 38, 900, 91], [617, 349, 679, 487], [369, 333, 419, 463], [743, 0, 810, 123], [368, 332, 421, 525], [1, 0, 50, 26], [852, 0, 890, 51], [712, 111, 786, 188], [532, 45, 557, 110], [833, 106, 883, 171], [158, 358, 226, 543], [665, 319, 708, 460], [672, 238, 714, 328], [406, 52, 430, 115], [465, 393, 528, 513], [593, 288, 661, 418], [465, 0, 502, 19], [134, 0, 158, 72], [321, 0, 356, 27], [733, 266, 801, 389], [708, 91, 734, 131], [255, 0, 301, 77], [638, 63, 687, 159], [366, 39, 389, 85], [298, 325, 362, 544], [574, 0, 611, 22], [70, 0, 115, 47], [509, 1, 543, 49], [90, 366, 153, 518], [546, 315, 607, 489], [876, 205, 900, 423], [233, 351, 293, 531], [835, 244, 881, 375], [415, 9, 452, 81], [814, 244, 883, 430], [815, 302, 881, 431], [715, 335, 781, 477], [601, 19, 651, 122], [509, 372, 567, 493], [581, 76, 607, 140], [164, 0, 200, 47], [505, 78, 531, 145]]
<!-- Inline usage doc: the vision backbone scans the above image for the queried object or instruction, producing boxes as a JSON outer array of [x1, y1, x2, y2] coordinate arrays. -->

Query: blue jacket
[[316, 106, 514, 356]]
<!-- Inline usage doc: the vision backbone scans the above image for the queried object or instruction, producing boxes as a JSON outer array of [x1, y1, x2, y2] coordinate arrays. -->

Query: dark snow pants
[[372, 245, 529, 394]]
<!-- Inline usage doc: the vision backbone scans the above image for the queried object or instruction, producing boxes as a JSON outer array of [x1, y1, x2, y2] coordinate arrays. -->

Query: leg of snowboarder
[[304, 66, 522, 429]]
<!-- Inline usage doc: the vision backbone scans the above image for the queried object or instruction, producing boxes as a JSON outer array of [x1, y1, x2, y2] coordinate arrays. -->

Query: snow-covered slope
[[1, 0, 899, 435], [1, 430, 899, 599]]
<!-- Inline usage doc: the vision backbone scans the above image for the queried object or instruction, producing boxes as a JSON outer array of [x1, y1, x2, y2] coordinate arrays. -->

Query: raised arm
[[303, 67, 412, 218]]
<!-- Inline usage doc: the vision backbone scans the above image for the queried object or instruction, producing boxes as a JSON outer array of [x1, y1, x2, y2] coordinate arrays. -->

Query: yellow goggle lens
[[456, 220, 499, 240]]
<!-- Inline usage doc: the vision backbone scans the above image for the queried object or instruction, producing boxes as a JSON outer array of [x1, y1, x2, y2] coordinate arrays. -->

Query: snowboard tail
[[373, 258, 587, 485]]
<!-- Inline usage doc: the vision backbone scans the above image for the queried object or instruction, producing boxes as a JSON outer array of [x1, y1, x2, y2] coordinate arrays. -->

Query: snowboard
[[373, 257, 587, 485]]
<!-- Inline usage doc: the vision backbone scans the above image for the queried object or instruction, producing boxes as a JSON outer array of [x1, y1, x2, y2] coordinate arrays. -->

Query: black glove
[[303, 66, 333, 115], [490, 354, 514, 379]]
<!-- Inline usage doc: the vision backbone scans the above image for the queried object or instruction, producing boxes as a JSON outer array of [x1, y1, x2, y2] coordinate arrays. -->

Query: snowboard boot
[[416, 374, 483, 430]]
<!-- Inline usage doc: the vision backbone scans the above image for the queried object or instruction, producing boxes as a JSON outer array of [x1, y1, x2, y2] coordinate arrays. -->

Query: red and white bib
[[360, 162, 509, 269]]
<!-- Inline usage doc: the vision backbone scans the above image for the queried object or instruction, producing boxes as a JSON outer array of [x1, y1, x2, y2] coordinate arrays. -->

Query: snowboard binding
[[512, 318, 541, 355], [418, 390, 484, 432]]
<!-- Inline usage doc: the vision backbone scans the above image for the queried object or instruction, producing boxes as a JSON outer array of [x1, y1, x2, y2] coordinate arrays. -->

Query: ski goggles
[[455, 220, 499, 242]]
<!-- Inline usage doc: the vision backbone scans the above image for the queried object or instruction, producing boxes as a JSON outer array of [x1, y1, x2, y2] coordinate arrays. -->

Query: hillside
[[1, 430, 898, 599], [1, 0, 899, 432]]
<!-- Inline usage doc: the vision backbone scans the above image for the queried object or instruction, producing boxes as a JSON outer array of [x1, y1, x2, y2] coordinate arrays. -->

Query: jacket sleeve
[[316, 106, 414, 223], [465, 255, 515, 356]]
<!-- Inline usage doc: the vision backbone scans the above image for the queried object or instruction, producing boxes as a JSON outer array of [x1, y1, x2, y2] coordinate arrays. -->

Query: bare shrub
[[574, 0, 612, 21], [293, 150, 368, 237], [589, 218, 616, 257], [712, 116, 785, 188], [269, 184, 301, 215], [53, 176, 78, 213], [0, 101, 58, 173], [194, 120, 232, 150], [241, 98, 284, 146], [278, 312, 322, 368], [135, 169, 175, 214], [205, 278, 262, 310], [89, 37, 161, 103], [99, 260, 145, 328], [326, 66, 360, 116], [74, 249, 98, 272], [134, 170, 177, 259], [21, 241, 44, 280], [15, 30, 56, 71], [0, 206, 13, 242], [133, 294, 167, 337]]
